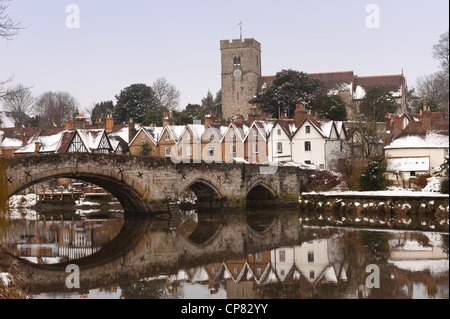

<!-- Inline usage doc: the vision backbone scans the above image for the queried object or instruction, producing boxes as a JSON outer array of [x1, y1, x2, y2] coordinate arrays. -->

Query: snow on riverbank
[[302, 188, 449, 198]]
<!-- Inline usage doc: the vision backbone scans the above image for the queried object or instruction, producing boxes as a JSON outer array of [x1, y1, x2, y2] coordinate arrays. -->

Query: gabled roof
[[246, 120, 275, 142], [185, 124, 206, 143], [76, 129, 111, 152], [201, 123, 224, 141], [158, 125, 185, 143], [292, 116, 327, 139], [271, 119, 297, 139], [109, 135, 130, 153], [220, 122, 250, 142]]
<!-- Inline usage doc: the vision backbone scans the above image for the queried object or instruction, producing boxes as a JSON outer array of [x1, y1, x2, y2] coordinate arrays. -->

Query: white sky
[[1, 0, 449, 119]]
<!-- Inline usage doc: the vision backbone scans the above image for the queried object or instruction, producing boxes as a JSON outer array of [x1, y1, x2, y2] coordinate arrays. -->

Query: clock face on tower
[[233, 69, 242, 78]]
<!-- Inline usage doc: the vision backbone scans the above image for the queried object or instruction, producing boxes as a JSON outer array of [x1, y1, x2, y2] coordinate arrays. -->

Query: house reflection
[[153, 233, 447, 299], [4, 218, 123, 265], [388, 233, 449, 299]]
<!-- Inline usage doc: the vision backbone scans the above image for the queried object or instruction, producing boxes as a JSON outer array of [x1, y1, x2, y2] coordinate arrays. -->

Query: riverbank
[[300, 188, 449, 232]]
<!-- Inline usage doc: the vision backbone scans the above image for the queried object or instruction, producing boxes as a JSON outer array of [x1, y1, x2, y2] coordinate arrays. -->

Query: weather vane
[[238, 21, 243, 40]]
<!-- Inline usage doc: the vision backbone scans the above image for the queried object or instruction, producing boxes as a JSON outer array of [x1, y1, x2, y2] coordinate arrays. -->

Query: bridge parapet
[[2, 153, 312, 215]]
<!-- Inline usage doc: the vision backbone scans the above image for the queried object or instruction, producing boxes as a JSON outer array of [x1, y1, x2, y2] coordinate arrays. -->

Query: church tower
[[220, 38, 262, 120]]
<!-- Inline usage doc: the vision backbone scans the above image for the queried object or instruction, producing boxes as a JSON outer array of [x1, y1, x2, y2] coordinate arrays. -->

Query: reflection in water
[[0, 208, 448, 299], [0, 218, 123, 264]]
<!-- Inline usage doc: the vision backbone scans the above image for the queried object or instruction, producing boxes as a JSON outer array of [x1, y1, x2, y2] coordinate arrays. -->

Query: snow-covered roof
[[385, 131, 449, 150], [108, 127, 129, 143], [186, 124, 206, 142], [247, 120, 275, 141], [77, 129, 107, 152]]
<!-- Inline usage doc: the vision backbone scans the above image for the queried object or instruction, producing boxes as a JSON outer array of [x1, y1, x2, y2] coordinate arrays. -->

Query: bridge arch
[[5, 154, 152, 215], [180, 178, 224, 208], [246, 182, 277, 207]]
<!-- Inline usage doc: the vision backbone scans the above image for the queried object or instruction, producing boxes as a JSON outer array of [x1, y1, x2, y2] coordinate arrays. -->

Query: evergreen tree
[[360, 155, 388, 191], [113, 84, 157, 124], [359, 87, 397, 122], [313, 92, 347, 121], [250, 69, 325, 118]]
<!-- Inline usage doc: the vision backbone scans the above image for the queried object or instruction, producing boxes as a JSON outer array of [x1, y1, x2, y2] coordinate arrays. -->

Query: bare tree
[[1, 84, 34, 124], [151, 77, 181, 111], [414, 72, 448, 112], [0, 0, 21, 40], [433, 30, 449, 78], [1, 0, 23, 98], [34, 91, 79, 128]]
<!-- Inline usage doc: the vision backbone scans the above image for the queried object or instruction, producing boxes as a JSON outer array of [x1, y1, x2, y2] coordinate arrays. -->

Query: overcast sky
[[1, 0, 448, 119]]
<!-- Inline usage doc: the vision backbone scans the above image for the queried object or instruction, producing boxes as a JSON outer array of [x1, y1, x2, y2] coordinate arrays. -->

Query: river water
[[0, 202, 448, 300]]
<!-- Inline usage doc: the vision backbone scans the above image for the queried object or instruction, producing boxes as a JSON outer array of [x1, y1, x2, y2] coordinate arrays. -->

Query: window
[[233, 55, 241, 66], [309, 271, 315, 279], [231, 144, 236, 154], [256, 252, 262, 262], [253, 143, 259, 154], [277, 142, 283, 154], [320, 164, 325, 169], [141, 134, 146, 144], [306, 125, 311, 134], [186, 146, 192, 156], [410, 171, 416, 177], [234, 267, 238, 275], [257, 268, 262, 276], [232, 79, 236, 89], [305, 141, 311, 151], [277, 129, 282, 135], [186, 132, 191, 141], [279, 250, 285, 262], [308, 252, 314, 263], [165, 133, 170, 141], [207, 145, 214, 156], [253, 129, 258, 137], [237, 92, 240, 102], [165, 147, 171, 157], [230, 131, 235, 138], [240, 79, 244, 89], [305, 160, 311, 164]]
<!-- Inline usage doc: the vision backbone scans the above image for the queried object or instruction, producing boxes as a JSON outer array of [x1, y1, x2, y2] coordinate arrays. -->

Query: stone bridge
[[1, 153, 313, 215], [0, 211, 338, 294]]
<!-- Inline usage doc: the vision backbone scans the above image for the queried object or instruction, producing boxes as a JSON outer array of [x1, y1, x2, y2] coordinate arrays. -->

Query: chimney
[[204, 110, 216, 128], [422, 94, 430, 113], [393, 115, 403, 138], [75, 114, 86, 130], [234, 116, 244, 124], [21, 132, 28, 146], [65, 119, 73, 130], [280, 112, 288, 120], [14, 122, 23, 132], [163, 112, 175, 127], [105, 113, 114, 132], [35, 140, 40, 154], [294, 104, 307, 128], [385, 113, 392, 145], [422, 95, 432, 129]]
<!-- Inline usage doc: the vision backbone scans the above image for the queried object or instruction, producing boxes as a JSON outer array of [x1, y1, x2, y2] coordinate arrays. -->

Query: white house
[[267, 118, 296, 163], [291, 117, 342, 169]]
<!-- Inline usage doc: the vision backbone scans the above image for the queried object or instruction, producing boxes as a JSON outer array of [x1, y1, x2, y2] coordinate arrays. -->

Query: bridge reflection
[[0, 209, 448, 299]]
